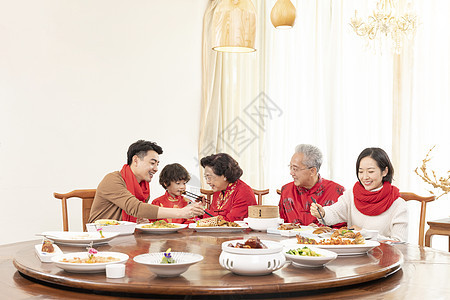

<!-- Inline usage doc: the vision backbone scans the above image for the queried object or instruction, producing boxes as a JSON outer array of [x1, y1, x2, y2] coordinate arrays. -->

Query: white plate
[[41, 231, 119, 246], [222, 239, 284, 255], [86, 221, 136, 235], [34, 244, 63, 263], [135, 223, 188, 234], [188, 223, 249, 232], [284, 245, 337, 268], [280, 239, 380, 256], [267, 225, 317, 237], [133, 252, 203, 277], [51, 252, 129, 273]]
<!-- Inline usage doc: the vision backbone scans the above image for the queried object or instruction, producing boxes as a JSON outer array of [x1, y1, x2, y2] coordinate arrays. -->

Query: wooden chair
[[200, 189, 214, 209], [54, 189, 96, 232], [253, 189, 269, 205], [400, 192, 436, 246], [277, 189, 281, 195]]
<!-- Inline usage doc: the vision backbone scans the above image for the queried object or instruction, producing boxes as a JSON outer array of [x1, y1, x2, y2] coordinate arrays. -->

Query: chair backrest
[[276, 189, 281, 195], [400, 192, 436, 246], [54, 189, 96, 231], [252, 189, 269, 205], [200, 189, 214, 209]]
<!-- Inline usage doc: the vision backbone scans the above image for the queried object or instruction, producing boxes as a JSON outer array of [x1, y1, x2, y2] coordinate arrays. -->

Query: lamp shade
[[212, 0, 256, 53], [270, 0, 296, 29]]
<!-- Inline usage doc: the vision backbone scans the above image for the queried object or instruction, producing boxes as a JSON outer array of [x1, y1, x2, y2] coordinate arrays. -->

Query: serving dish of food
[[133, 249, 203, 277], [267, 224, 320, 237], [35, 240, 63, 263], [40, 231, 119, 246], [51, 252, 129, 273], [188, 216, 248, 232], [136, 220, 188, 234], [219, 237, 285, 275], [281, 235, 380, 256], [86, 219, 136, 235], [284, 245, 338, 268]]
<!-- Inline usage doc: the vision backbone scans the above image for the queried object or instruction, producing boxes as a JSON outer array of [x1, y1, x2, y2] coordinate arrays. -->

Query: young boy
[[151, 163, 194, 224]]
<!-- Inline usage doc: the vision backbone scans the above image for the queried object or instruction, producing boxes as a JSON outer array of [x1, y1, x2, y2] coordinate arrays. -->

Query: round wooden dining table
[[7, 228, 450, 299]]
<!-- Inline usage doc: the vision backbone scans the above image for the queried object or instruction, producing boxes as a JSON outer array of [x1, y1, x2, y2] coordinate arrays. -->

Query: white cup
[[106, 263, 125, 278]]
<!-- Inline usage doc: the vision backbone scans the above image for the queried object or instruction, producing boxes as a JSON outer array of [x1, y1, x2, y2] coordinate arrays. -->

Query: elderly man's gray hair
[[294, 144, 323, 171]]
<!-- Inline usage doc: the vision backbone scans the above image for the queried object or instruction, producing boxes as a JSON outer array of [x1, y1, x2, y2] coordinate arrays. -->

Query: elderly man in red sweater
[[278, 144, 345, 227]]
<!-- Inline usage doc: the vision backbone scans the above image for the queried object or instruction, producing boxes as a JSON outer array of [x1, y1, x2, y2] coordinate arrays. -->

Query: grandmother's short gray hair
[[294, 144, 323, 171]]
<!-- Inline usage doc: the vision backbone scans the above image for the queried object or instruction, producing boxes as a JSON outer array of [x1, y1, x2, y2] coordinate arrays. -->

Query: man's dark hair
[[159, 163, 191, 189], [127, 140, 163, 165], [356, 147, 394, 184], [200, 153, 243, 183]]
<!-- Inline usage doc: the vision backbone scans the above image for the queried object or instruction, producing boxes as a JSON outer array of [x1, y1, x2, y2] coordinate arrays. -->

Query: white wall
[[0, 0, 209, 245]]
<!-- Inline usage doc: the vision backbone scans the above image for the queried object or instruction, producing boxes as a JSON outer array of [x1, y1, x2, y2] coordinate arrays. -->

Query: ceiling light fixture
[[270, 0, 296, 29], [212, 0, 257, 53], [350, 0, 418, 54]]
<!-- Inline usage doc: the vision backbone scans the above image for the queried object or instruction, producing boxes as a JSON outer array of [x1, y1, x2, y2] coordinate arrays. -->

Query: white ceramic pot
[[219, 239, 285, 276], [243, 217, 284, 232]]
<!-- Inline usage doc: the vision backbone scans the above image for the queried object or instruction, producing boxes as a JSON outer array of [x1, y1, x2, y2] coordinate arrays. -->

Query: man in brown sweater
[[88, 140, 204, 223]]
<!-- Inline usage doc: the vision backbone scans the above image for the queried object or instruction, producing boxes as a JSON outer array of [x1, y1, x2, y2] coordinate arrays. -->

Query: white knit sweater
[[322, 189, 408, 242]]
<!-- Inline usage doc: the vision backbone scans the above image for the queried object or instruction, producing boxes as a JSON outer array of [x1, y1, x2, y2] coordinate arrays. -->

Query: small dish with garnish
[[133, 249, 203, 277]]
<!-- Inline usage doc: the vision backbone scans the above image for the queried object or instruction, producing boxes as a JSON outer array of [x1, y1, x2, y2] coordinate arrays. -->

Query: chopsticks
[[183, 191, 204, 202], [311, 197, 327, 226], [182, 191, 215, 217]]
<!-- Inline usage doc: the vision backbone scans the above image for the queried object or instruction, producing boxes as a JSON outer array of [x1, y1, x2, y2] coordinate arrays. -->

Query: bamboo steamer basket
[[248, 205, 279, 219]]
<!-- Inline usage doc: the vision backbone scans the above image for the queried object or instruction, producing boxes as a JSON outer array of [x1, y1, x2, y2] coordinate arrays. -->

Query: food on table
[[41, 240, 54, 253], [286, 246, 322, 257], [161, 248, 176, 264], [296, 234, 365, 245], [94, 219, 120, 226], [196, 216, 240, 227], [277, 223, 302, 230], [331, 228, 357, 238], [228, 237, 268, 249], [141, 220, 180, 229], [60, 256, 120, 263], [312, 226, 333, 234]]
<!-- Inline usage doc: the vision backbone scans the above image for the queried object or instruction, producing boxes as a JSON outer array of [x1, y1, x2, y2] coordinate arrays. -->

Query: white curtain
[[263, 0, 394, 197], [199, 0, 266, 189], [201, 0, 450, 247]]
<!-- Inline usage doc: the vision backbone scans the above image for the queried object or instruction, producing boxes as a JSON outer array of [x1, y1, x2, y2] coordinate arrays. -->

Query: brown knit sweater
[[88, 171, 159, 222]]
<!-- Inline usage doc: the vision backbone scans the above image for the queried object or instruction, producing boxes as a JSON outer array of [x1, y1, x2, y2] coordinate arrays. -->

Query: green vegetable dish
[[286, 246, 322, 257]]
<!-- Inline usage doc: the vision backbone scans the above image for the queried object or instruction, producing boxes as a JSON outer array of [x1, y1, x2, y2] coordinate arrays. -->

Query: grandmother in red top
[[200, 153, 257, 221], [278, 144, 345, 226]]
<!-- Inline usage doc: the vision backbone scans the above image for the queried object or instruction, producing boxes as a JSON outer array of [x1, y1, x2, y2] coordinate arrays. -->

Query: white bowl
[[219, 239, 285, 275], [133, 252, 203, 277], [284, 246, 337, 268], [243, 217, 284, 232]]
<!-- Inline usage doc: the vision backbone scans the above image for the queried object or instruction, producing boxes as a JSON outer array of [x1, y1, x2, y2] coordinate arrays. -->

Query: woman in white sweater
[[310, 148, 408, 242]]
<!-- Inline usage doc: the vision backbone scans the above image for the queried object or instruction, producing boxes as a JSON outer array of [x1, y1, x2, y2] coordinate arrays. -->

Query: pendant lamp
[[212, 0, 256, 53], [270, 0, 296, 29]]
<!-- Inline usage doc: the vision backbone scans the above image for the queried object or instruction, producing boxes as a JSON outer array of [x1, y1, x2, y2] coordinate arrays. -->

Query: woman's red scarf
[[120, 164, 150, 222], [353, 181, 400, 216]]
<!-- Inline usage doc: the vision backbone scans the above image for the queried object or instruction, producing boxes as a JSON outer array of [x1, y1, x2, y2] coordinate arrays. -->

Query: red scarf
[[120, 164, 150, 222], [353, 181, 400, 216]]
